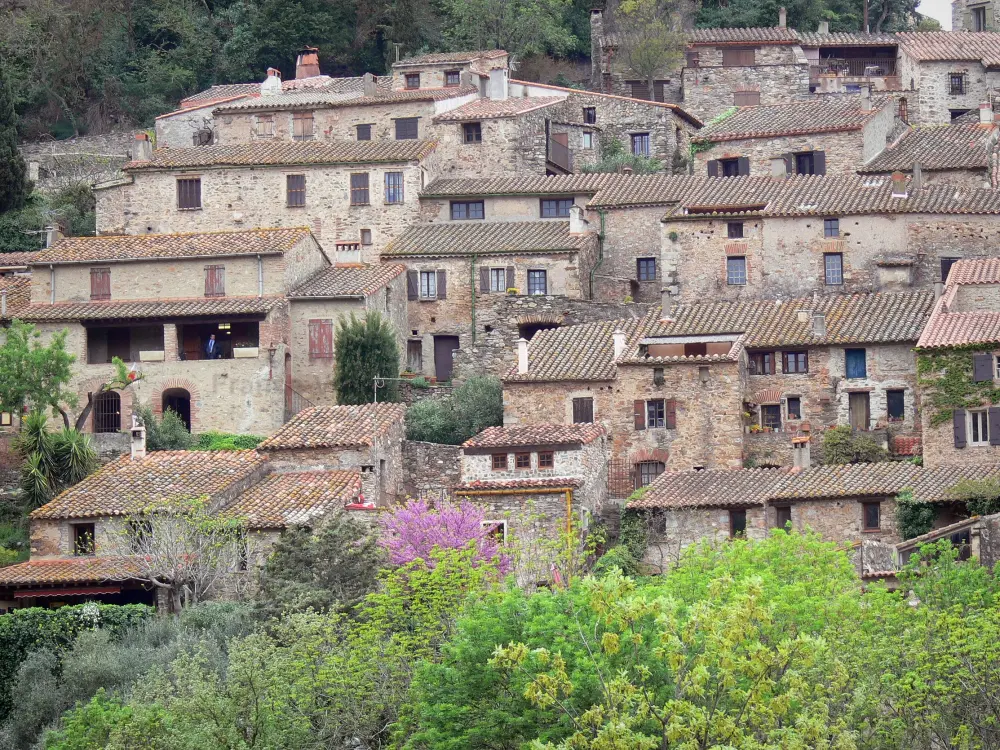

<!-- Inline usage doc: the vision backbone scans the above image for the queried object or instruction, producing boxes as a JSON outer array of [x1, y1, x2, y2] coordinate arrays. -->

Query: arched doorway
[[162, 389, 191, 431], [92, 391, 121, 433]]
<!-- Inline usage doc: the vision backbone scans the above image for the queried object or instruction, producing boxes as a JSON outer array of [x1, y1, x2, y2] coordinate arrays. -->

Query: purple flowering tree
[[379, 499, 509, 572]]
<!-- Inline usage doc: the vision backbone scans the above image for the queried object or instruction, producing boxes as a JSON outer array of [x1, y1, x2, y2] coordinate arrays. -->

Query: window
[[463, 122, 482, 143], [489, 267, 507, 292], [720, 158, 741, 177], [286, 174, 306, 207], [996, 355, 1000, 379], [761, 404, 782, 429], [775, 505, 792, 528], [450, 200, 484, 220], [407, 340, 422, 371], [631, 133, 651, 157], [729, 509, 747, 537], [949, 72, 966, 95], [582, 131, 594, 149], [973, 5, 987, 30], [515, 452, 531, 470], [74, 523, 96, 556], [93, 391, 121, 433], [292, 111, 314, 140], [749, 351, 774, 375], [941, 256, 960, 282], [786, 396, 801, 420], [795, 151, 816, 175], [204, 265, 225, 297], [950, 109, 972, 120], [538, 450, 554, 468], [898, 97, 908, 122], [862, 502, 881, 531], [646, 399, 666, 428], [824, 217, 840, 238], [254, 114, 274, 138], [541, 199, 573, 218], [361, 228, 372, 245], [583, 107, 597, 124], [445, 70, 461, 87], [685, 50, 700, 68], [356, 124, 372, 141], [969, 409, 990, 446], [887, 389, 905, 421], [727, 222, 744, 239], [845, 348, 867, 379], [350, 173, 370, 205], [491, 453, 508, 470], [177, 177, 202, 209], [527, 270, 547, 295], [727, 256, 747, 285], [384, 172, 404, 204], [572, 397, 594, 423], [90, 267, 111, 301], [636, 461, 665, 487], [733, 90, 760, 106], [637, 257, 657, 281], [307, 319, 333, 358], [128, 518, 152, 553], [824, 253, 844, 285], [405, 73, 420, 89], [482, 520, 507, 544], [419, 270, 437, 299], [395, 117, 419, 140], [628, 80, 651, 100], [782, 351, 808, 374], [722, 48, 755, 66], [685, 342, 707, 357]]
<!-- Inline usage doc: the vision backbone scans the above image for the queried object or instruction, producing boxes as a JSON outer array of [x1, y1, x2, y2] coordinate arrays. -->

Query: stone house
[[257, 402, 408, 506], [692, 94, 897, 177], [796, 29, 900, 95], [953, 0, 1000, 31], [382, 217, 598, 381], [94, 139, 438, 264], [916, 257, 1000, 467]]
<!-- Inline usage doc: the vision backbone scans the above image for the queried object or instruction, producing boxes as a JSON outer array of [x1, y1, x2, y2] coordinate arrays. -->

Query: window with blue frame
[[845, 348, 867, 379]]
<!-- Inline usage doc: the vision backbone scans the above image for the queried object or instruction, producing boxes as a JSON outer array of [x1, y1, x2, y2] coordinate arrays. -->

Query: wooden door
[[849, 392, 870, 431], [433, 336, 460, 382], [183, 332, 202, 361]]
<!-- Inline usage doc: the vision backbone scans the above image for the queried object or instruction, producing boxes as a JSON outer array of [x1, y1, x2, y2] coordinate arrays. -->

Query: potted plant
[[507, 287, 519, 296]]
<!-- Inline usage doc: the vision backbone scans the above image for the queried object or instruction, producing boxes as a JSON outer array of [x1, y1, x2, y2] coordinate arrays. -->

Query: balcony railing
[[813, 57, 897, 77], [547, 139, 572, 173], [284, 385, 315, 423]]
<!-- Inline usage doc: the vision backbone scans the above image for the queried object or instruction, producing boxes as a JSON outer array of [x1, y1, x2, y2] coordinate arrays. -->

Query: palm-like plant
[[16, 412, 97, 508], [19, 451, 50, 508], [52, 428, 97, 486]]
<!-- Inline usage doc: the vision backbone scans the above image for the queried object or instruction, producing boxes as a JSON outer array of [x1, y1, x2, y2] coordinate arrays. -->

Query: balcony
[[547, 138, 572, 175], [811, 57, 898, 87], [85, 322, 261, 364], [86, 325, 165, 365], [178, 322, 260, 360]]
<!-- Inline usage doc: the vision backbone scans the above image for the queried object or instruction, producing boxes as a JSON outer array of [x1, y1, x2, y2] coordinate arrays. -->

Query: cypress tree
[[333, 311, 400, 404], [0, 66, 28, 213]]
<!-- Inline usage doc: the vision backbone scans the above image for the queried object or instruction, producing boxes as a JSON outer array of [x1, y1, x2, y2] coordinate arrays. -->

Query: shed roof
[[259, 402, 406, 450]]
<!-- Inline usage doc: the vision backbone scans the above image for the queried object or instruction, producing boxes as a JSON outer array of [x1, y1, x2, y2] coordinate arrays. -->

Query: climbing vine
[[917, 348, 1000, 427]]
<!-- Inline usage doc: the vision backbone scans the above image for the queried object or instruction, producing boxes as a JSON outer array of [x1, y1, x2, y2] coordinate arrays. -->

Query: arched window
[[898, 97, 908, 123], [93, 391, 121, 433], [162, 389, 191, 432]]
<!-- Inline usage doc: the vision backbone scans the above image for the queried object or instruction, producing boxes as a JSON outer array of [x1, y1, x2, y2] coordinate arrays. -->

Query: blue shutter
[[845, 349, 867, 379]]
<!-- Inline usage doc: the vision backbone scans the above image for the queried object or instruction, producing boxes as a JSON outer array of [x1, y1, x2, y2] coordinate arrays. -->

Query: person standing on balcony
[[205, 334, 222, 360]]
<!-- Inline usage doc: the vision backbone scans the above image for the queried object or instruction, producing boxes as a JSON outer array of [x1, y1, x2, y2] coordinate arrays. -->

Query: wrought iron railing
[[284, 385, 315, 422], [814, 57, 897, 77]]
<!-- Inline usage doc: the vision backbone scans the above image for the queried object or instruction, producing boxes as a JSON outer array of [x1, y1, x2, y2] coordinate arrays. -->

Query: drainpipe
[[49, 265, 55, 304], [470, 253, 477, 345], [257, 255, 264, 297], [588, 210, 606, 299]]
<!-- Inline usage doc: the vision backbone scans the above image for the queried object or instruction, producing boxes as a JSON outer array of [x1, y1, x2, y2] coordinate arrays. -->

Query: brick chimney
[[778, 6, 787, 27], [792, 436, 811, 468], [811, 312, 827, 338], [891, 171, 908, 198], [517, 338, 529, 374], [133, 132, 152, 162], [261, 68, 282, 96], [296, 46, 320, 79], [982, 101, 994, 123], [818, 20, 830, 33]]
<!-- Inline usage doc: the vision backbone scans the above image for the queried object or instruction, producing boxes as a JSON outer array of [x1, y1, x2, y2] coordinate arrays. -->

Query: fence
[[284, 385, 315, 423], [814, 57, 897, 77]]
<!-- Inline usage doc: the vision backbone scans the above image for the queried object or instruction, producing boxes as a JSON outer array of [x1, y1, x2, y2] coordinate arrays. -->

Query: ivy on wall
[[917, 348, 1000, 427]]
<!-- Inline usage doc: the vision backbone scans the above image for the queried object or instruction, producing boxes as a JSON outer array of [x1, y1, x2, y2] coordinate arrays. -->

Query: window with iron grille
[[395, 117, 419, 139], [293, 111, 314, 140], [356, 124, 372, 140], [728, 222, 744, 239], [572, 397, 594, 423], [254, 115, 274, 137], [782, 351, 808, 374], [445, 70, 461, 87], [538, 450, 554, 468], [90, 267, 111, 301], [761, 404, 782, 429], [631, 133, 651, 156], [177, 177, 201, 209], [204, 265, 225, 297], [491, 453, 508, 470], [733, 90, 760, 106], [749, 351, 774, 375], [350, 173, 370, 205], [824, 217, 840, 237], [949, 72, 967, 95], [405, 73, 420, 89], [286, 174, 306, 207], [527, 270, 547, 295], [308, 319, 334, 358], [384, 172, 404, 204], [450, 200, 484, 220], [824, 252, 843, 285], [93, 391, 121, 434], [462, 122, 482, 143], [727, 256, 747, 285], [419, 270, 437, 299], [637, 257, 657, 281], [541, 199, 573, 218], [646, 399, 666, 428], [515, 452, 531, 469], [722, 48, 755, 66], [636, 461, 665, 487], [583, 107, 597, 124]]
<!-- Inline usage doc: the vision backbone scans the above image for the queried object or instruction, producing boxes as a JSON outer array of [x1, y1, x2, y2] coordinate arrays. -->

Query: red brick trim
[[631, 447, 669, 465], [152, 379, 202, 432]]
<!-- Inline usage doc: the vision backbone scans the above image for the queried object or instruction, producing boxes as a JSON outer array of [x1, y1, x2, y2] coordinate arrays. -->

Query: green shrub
[[192, 431, 263, 451], [896, 488, 936, 540], [579, 134, 664, 175], [821, 426, 888, 465], [404, 376, 503, 444], [137, 406, 193, 451]]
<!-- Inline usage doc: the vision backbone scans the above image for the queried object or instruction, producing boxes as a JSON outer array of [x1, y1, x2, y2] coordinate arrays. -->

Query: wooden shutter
[[506, 266, 515, 290], [204, 265, 225, 297], [990, 407, 1000, 445], [177, 178, 201, 209], [308, 319, 333, 358], [479, 266, 490, 293], [666, 399, 677, 429], [973, 353, 993, 382], [783, 153, 793, 175], [737, 157, 750, 176], [707, 160, 719, 177], [286, 174, 306, 207], [629, 81, 650, 100], [90, 267, 111, 301], [395, 118, 418, 139], [813, 151, 827, 176], [350, 173, 370, 205], [633, 400, 646, 430], [954, 409, 968, 448], [436, 270, 447, 299], [407, 270, 419, 300]]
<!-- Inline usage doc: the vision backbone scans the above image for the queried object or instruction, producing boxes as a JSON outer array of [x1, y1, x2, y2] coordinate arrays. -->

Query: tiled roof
[[454, 477, 582, 491], [948, 257, 1000, 285], [381, 220, 594, 258], [180, 83, 261, 105], [504, 310, 656, 382], [689, 26, 800, 44], [290, 263, 405, 298], [213, 85, 476, 113], [396, 50, 507, 65], [434, 96, 563, 122], [917, 258, 1000, 348], [861, 124, 997, 172], [507, 80, 703, 126], [32, 228, 312, 264], [693, 96, 889, 142], [0, 252, 40, 267], [0, 276, 31, 321], [259, 402, 407, 450], [0, 557, 142, 586], [796, 31, 897, 46], [31, 450, 267, 520], [19, 295, 282, 323], [125, 141, 437, 170], [421, 173, 629, 198], [225, 470, 361, 528], [629, 468, 787, 509], [897, 31, 1000, 65], [462, 424, 605, 449]]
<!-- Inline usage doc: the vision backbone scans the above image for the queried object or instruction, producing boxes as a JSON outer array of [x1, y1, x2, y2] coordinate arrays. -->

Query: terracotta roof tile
[[897, 31, 1000, 65], [946, 256, 1000, 285], [629, 468, 788, 509], [396, 50, 507, 65], [434, 96, 562, 121], [126, 141, 436, 170], [0, 557, 143, 586], [213, 85, 476, 113], [917, 258, 1000, 348], [33, 228, 311, 264], [506, 80, 702, 125], [693, 96, 890, 142], [0, 252, 40, 268], [31, 450, 268, 520], [462, 424, 605, 449], [20, 295, 281, 322], [689, 26, 800, 44], [180, 83, 261, 105], [0, 276, 31, 321], [861, 123, 997, 172], [796, 31, 897, 46], [422, 173, 630, 198], [290, 263, 405, 298], [382, 221, 594, 258], [259, 402, 406, 450], [454, 477, 582, 491], [225, 470, 361, 528]]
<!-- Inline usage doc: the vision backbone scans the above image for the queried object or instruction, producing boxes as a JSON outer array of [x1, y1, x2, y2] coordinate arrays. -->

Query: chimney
[[569, 204, 589, 234], [133, 132, 152, 162], [861, 85, 873, 112], [982, 101, 994, 123], [770, 156, 787, 177], [621, 165, 634, 175], [891, 171, 908, 198], [778, 6, 787, 27], [934, 280, 944, 299], [660, 287, 674, 318], [362, 72, 378, 97], [45, 226, 63, 248], [130, 417, 147, 461], [912, 162, 923, 195], [818, 20, 830, 34], [811, 312, 827, 338], [489, 67, 508, 101], [296, 46, 320, 79], [261, 68, 282, 96], [517, 337, 529, 374], [613, 329, 626, 360], [792, 436, 811, 468]]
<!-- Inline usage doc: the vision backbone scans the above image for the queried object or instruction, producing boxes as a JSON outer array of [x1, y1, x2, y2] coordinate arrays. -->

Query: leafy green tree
[[606, 0, 687, 97], [333, 311, 400, 405], [895, 487, 937, 540], [440, 0, 578, 58], [821, 425, 888, 464], [192, 431, 263, 450], [0, 65, 29, 213], [135, 406, 193, 451], [405, 376, 503, 444], [0, 320, 75, 424]]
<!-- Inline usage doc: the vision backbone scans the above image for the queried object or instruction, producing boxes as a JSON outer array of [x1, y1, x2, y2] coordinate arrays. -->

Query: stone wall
[[902, 56, 1000, 125], [155, 103, 217, 150], [401, 440, 461, 501], [643, 506, 768, 572], [431, 107, 559, 178], [20, 132, 134, 193], [595, 205, 670, 304], [419, 194, 592, 224]]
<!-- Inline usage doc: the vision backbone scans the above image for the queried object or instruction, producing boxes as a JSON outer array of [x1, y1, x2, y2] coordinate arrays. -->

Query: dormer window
[[405, 73, 420, 89], [445, 70, 461, 87]]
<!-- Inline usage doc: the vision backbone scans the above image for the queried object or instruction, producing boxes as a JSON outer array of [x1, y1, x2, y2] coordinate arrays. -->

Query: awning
[[14, 585, 122, 598]]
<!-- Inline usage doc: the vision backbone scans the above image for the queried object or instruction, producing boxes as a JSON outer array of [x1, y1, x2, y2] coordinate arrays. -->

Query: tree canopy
[[333, 311, 401, 405]]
